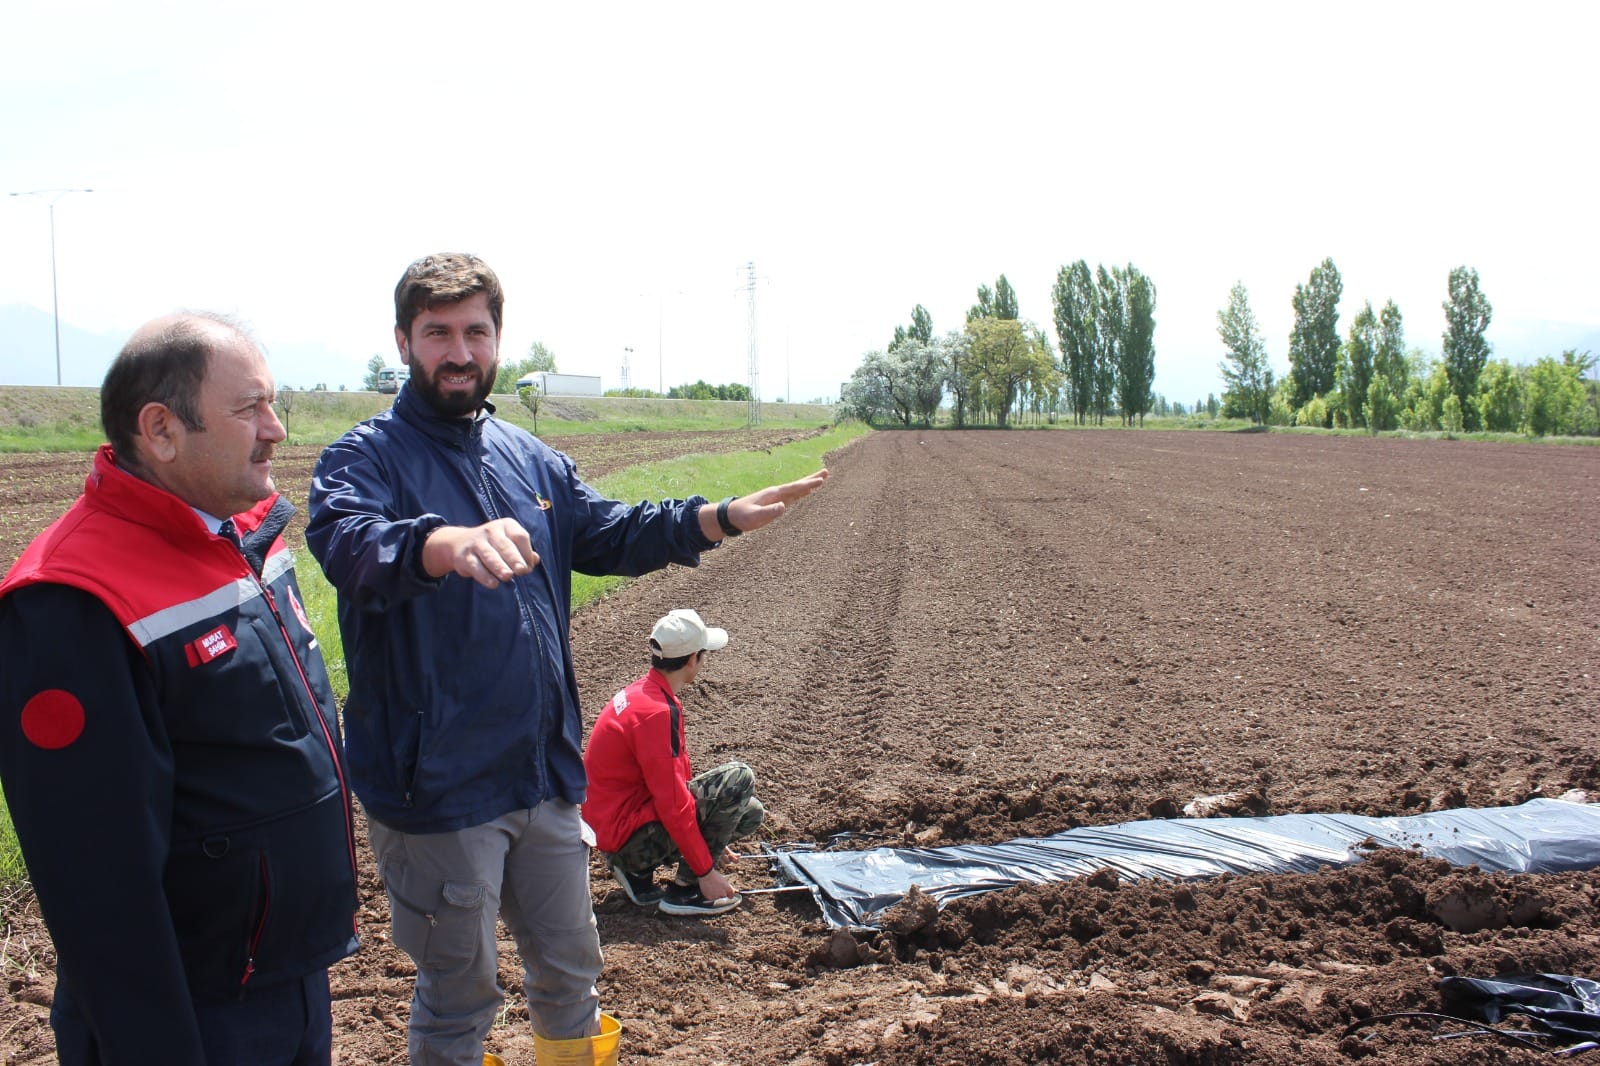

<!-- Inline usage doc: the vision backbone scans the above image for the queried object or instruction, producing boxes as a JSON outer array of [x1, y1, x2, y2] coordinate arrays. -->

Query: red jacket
[[583, 669, 714, 876], [0, 447, 358, 1062]]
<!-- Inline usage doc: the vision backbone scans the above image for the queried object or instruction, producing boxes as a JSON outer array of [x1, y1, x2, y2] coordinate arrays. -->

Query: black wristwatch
[[715, 496, 742, 538]]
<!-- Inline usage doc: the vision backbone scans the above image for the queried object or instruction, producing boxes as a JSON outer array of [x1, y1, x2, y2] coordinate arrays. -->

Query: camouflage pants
[[605, 761, 765, 882]]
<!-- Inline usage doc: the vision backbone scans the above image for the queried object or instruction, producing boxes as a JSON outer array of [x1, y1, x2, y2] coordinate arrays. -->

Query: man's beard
[[412, 359, 497, 418]]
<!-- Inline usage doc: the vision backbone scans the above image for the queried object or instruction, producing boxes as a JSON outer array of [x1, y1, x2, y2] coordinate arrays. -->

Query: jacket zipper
[[259, 582, 360, 883], [240, 852, 271, 995], [469, 437, 553, 794]]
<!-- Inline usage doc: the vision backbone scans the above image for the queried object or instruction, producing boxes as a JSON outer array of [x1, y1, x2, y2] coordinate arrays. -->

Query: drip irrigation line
[[1341, 1011, 1552, 1052]]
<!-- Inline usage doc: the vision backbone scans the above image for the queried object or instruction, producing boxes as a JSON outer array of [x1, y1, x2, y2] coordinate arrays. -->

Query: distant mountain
[[0, 305, 370, 391], [1490, 319, 1600, 364], [0, 305, 123, 387]]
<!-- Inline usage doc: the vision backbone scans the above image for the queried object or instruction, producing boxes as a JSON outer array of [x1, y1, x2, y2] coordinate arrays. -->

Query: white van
[[376, 367, 409, 394]]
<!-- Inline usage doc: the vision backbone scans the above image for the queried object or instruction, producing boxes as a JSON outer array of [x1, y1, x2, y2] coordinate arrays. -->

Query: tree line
[[1219, 261, 1598, 437], [842, 260, 1598, 438], [841, 264, 1160, 428]]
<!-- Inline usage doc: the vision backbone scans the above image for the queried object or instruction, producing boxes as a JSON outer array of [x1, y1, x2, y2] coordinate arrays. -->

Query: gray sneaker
[[658, 882, 741, 917], [610, 864, 665, 906]]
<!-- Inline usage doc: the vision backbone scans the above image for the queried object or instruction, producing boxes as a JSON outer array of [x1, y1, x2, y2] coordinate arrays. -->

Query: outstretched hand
[[706, 468, 829, 541], [421, 518, 540, 589]]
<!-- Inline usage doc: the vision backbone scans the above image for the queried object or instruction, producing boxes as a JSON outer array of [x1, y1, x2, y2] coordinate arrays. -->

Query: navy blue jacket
[[306, 386, 715, 834], [0, 448, 359, 1063]]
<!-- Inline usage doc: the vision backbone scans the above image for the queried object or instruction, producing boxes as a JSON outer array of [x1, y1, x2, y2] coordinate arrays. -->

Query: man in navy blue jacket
[[0, 313, 360, 1065], [307, 253, 826, 1066]]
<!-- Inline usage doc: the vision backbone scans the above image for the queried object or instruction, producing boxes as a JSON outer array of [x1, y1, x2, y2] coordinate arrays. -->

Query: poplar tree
[[1093, 265, 1123, 424], [1442, 266, 1493, 430], [1375, 300, 1408, 397], [1051, 260, 1098, 425], [1343, 302, 1378, 428], [1117, 266, 1157, 426], [1287, 258, 1343, 412]]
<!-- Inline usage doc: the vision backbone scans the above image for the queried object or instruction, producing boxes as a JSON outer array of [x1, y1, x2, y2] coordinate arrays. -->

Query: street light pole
[[9, 187, 93, 386], [656, 289, 685, 399]]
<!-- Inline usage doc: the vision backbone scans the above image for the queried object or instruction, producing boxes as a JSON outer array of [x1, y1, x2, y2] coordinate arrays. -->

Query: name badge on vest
[[185, 624, 238, 667]]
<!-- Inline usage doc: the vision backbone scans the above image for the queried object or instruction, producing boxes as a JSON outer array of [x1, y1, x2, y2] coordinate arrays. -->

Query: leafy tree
[[363, 354, 387, 391], [1342, 302, 1378, 428], [840, 353, 897, 425], [1093, 265, 1123, 424], [669, 380, 752, 402], [1217, 282, 1272, 425], [890, 339, 949, 427], [1366, 374, 1398, 433], [1473, 360, 1521, 432], [519, 379, 542, 432], [1442, 266, 1493, 429], [493, 341, 559, 394], [890, 305, 934, 354], [1440, 394, 1465, 435], [1296, 394, 1330, 429], [1524, 352, 1597, 437], [1116, 266, 1156, 426], [910, 305, 934, 345], [1408, 360, 1453, 431], [1268, 377, 1296, 426], [494, 361, 532, 394], [1374, 300, 1408, 397], [1287, 258, 1343, 413], [526, 341, 557, 373], [966, 275, 1019, 324], [1051, 260, 1099, 425], [964, 317, 1051, 426], [994, 276, 1019, 320], [967, 284, 995, 324], [942, 329, 974, 427]]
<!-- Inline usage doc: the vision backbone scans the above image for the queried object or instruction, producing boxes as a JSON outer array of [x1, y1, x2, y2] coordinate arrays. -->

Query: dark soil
[[2, 428, 1598, 1065]]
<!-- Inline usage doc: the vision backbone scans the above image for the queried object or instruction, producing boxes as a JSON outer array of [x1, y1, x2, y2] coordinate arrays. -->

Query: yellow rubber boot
[[484, 1056, 507, 1066], [532, 1013, 623, 1066]]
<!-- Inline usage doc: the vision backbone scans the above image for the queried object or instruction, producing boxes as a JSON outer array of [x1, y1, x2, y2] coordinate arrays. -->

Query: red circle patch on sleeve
[[20, 689, 86, 750]]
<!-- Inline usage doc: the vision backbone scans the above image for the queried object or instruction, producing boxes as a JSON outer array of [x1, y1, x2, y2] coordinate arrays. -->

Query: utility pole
[[9, 187, 93, 386], [742, 261, 760, 426], [621, 347, 633, 392]]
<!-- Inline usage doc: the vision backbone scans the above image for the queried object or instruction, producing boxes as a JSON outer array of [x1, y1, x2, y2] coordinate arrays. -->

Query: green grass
[[496, 396, 834, 436], [568, 422, 865, 605], [0, 800, 24, 888], [0, 386, 838, 449], [0, 386, 105, 451], [296, 421, 865, 704]]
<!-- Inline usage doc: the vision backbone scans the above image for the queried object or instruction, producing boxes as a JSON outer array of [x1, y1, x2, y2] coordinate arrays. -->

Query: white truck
[[375, 366, 409, 394], [514, 372, 603, 397]]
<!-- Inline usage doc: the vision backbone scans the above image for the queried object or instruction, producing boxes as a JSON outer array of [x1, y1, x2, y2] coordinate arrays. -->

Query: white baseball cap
[[649, 609, 729, 658]]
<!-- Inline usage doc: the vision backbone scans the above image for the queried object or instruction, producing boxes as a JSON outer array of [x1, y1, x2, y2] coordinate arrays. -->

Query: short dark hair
[[100, 313, 247, 462], [394, 253, 504, 339], [651, 648, 702, 672]]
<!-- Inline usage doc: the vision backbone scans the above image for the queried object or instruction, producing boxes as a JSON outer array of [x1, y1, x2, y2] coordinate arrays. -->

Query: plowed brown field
[[3, 428, 1598, 1065]]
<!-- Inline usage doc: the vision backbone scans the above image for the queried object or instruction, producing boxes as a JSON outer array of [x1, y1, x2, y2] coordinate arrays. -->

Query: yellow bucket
[[533, 1012, 623, 1066]]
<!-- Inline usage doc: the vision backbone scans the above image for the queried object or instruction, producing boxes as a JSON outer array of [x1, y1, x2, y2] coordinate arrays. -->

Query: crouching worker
[[584, 610, 766, 917]]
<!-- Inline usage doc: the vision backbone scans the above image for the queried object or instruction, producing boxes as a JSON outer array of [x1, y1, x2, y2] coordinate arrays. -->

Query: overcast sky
[[2, 1, 1596, 405]]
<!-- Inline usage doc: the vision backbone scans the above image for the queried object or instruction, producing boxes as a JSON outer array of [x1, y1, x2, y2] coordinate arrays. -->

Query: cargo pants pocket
[[379, 854, 491, 972]]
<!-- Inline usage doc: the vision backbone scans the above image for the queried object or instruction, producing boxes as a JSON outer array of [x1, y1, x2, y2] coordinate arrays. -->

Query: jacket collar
[[392, 382, 496, 449], [86, 444, 284, 547]]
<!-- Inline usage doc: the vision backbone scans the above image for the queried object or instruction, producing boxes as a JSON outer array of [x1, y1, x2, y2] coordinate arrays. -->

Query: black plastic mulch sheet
[[1440, 973, 1600, 1048], [772, 798, 1600, 929]]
